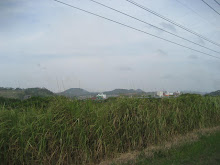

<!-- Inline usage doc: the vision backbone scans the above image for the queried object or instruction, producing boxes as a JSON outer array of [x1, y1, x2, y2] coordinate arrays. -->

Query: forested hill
[[58, 88, 146, 97], [0, 87, 54, 99], [206, 90, 220, 96], [58, 88, 97, 97], [103, 89, 146, 95]]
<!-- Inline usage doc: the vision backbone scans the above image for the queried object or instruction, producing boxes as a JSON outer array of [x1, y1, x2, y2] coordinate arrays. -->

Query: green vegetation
[[123, 131, 220, 165], [58, 88, 146, 98], [0, 87, 54, 99], [0, 95, 220, 164], [24, 88, 54, 97], [58, 88, 96, 97], [0, 87, 24, 99], [206, 90, 220, 96], [103, 89, 146, 95]]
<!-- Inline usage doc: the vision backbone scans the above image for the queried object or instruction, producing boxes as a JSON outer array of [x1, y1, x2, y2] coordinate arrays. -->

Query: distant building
[[169, 92, 174, 96], [163, 91, 170, 96], [174, 91, 181, 96], [156, 91, 163, 97], [155, 91, 181, 97], [96, 93, 107, 99]]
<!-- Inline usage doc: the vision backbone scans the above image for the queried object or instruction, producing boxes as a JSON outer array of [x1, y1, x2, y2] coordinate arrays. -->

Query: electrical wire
[[52, 0, 220, 60], [214, 0, 220, 6], [175, 0, 220, 29], [89, 0, 220, 54], [125, 0, 220, 47], [201, 0, 220, 15]]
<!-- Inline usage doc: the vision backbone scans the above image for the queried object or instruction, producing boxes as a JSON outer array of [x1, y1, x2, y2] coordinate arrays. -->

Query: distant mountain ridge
[[58, 88, 97, 97], [103, 89, 146, 95], [2, 87, 215, 99], [58, 88, 146, 97], [181, 91, 207, 95], [24, 88, 54, 97], [0, 87, 54, 99], [0, 87, 146, 99], [206, 90, 220, 96]]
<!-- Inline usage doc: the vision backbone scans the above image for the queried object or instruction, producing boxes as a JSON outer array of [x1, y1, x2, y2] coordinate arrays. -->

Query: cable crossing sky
[[52, 0, 220, 60], [201, 0, 220, 16], [175, 0, 220, 29], [125, 0, 220, 48], [89, 0, 220, 55], [214, 0, 220, 6]]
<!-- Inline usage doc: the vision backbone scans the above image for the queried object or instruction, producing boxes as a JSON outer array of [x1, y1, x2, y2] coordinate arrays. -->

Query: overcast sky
[[0, 0, 220, 92]]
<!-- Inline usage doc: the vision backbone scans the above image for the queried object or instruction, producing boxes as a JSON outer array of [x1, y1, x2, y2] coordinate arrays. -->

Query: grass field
[[122, 130, 220, 165], [0, 95, 220, 164]]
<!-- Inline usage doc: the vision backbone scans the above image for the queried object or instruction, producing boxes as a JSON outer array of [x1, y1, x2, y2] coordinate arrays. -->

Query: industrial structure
[[96, 93, 107, 100], [156, 91, 163, 97], [156, 91, 181, 97]]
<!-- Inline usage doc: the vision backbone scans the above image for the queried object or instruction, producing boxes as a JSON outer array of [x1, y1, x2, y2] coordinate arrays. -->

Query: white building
[[169, 93, 174, 96], [174, 91, 181, 96], [157, 91, 163, 97], [96, 93, 107, 99]]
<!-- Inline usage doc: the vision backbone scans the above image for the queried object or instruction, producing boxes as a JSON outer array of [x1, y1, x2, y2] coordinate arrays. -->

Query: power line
[[175, 0, 220, 29], [214, 0, 220, 6], [52, 0, 220, 60], [89, 0, 220, 54], [175, 0, 204, 18], [201, 0, 220, 16], [125, 0, 220, 47]]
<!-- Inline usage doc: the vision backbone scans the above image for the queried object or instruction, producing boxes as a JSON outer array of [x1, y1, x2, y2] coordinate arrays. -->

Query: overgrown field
[[0, 95, 220, 164], [122, 129, 220, 165]]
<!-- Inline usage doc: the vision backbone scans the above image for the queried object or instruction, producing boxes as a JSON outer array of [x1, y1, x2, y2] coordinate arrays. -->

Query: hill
[[103, 89, 146, 95], [58, 88, 146, 98], [206, 90, 220, 96], [0, 87, 147, 99], [0, 87, 54, 99], [181, 90, 207, 95], [58, 88, 96, 97], [24, 88, 54, 97]]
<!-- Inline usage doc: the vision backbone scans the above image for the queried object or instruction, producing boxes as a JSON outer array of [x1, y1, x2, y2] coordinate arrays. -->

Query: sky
[[0, 0, 220, 93]]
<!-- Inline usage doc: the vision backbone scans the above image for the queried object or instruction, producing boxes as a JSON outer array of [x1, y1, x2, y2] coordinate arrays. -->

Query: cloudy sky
[[0, 0, 220, 92]]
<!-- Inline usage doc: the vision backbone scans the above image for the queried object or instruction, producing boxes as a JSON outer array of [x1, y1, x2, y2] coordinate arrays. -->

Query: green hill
[[206, 90, 220, 96], [0, 87, 54, 99], [24, 88, 54, 97], [103, 89, 146, 95], [58, 88, 96, 97], [58, 88, 146, 98]]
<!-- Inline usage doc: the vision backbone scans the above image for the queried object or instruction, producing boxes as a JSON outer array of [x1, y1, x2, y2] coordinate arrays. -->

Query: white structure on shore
[[156, 91, 181, 97], [96, 93, 107, 99], [156, 91, 163, 97], [174, 91, 181, 96], [169, 92, 174, 96]]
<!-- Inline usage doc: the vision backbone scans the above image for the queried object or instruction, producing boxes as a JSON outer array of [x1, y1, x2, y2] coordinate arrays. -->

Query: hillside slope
[[104, 89, 146, 95], [0, 87, 54, 99], [206, 90, 220, 96], [58, 88, 96, 97]]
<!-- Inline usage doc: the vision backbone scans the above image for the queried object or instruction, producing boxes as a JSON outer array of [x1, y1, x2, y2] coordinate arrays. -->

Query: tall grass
[[0, 95, 220, 164]]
